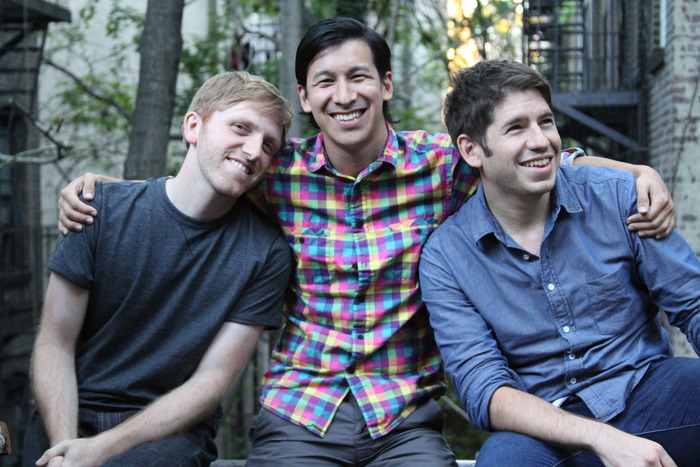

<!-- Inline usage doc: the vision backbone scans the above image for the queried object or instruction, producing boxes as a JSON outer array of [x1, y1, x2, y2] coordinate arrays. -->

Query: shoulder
[[235, 198, 285, 242], [96, 177, 161, 205], [558, 165, 637, 216], [396, 130, 457, 156], [269, 135, 317, 168], [560, 164, 635, 186]]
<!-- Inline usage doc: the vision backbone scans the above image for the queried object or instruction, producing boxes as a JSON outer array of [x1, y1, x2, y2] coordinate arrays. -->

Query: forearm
[[488, 387, 673, 464], [572, 155, 646, 178], [31, 340, 79, 444], [86, 374, 227, 461], [489, 387, 607, 451]]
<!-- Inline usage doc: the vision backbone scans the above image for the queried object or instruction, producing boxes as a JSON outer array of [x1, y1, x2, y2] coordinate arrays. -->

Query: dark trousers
[[22, 406, 220, 467], [246, 395, 457, 466], [475, 357, 700, 466]]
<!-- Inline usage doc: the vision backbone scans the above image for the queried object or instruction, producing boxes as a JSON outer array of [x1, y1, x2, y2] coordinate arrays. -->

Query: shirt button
[[357, 334, 364, 340], [570, 377, 577, 384], [522, 254, 530, 260], [567, 353, 575, 360], [346, 364, 356, 375], [563, 326, 571, 333], [547, 283, 555, 291]]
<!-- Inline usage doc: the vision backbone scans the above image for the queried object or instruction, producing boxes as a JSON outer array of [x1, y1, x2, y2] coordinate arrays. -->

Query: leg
[[246, 402, 356, 466], [608, 357, 700, 467], [363, 399, 457, 467], [23, 407, 219, 467], [475, 431, 577, 467], [99, 409, 220, 467], [21, 411, 50, 467]]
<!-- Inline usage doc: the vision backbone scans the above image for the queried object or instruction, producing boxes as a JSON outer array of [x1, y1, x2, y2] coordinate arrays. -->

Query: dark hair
[[443, 60, 552, 151], [295, 17, 394, 128]]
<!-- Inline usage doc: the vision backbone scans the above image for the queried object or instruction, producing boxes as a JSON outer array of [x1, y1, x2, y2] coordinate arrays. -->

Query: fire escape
[[0, 2, 70, 463], [1, 0, 70, 339], [523, 0, 646, 163]]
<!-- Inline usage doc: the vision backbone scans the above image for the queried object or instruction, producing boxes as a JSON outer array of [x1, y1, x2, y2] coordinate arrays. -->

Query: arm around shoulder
[[58, 172, 124, 235], [572, 156, 675, 238]]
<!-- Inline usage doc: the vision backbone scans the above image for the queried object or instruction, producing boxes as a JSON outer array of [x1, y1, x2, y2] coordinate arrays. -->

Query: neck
[[323, 127, 389, 178], [166, 158, 237, 220], [483, 186, 550, 256]]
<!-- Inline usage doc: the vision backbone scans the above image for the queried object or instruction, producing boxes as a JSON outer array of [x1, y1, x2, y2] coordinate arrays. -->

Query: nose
[[243, 134, 264, 160], [527, 125, 550, 151], [333, 78, 356, 105]]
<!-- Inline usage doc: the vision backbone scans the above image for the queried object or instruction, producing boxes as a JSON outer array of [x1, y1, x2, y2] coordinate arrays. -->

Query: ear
[[456, 134, 484, 169], [381, 71, 393, 102], [298, 84, 312, 113], [183, 111, 201, 146]]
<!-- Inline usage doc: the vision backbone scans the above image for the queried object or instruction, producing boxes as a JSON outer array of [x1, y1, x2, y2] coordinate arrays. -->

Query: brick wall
[[647, 0, 700, 357], [648, 0, 700, 252]]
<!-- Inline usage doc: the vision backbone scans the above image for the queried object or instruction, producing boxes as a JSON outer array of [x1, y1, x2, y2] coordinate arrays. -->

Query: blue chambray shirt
[[420, 164, 700, 431]]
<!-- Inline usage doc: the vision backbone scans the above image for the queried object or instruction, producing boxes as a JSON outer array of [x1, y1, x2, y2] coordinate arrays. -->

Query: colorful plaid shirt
[[249, 124, 479, 439]]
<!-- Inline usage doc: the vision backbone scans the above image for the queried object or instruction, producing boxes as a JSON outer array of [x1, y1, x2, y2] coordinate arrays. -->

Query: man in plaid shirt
[[58, 17, 675, 466]]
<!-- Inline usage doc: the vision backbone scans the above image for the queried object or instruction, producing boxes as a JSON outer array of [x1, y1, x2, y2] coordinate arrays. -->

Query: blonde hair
[[186, 71, 293, 148]]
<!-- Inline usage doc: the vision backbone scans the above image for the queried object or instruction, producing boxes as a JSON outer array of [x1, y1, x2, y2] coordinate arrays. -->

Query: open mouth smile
[[520, 157, 552, 168], [332, 110, 363, 122], [228, 159, 251, 175]]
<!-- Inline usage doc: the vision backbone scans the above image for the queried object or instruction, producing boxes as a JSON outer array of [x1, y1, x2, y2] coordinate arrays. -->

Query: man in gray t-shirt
[[23, 72, 293, 467]]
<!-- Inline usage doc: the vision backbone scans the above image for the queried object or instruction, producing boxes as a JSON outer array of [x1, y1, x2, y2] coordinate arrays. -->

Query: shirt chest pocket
[[284, 226, 337, 285], [585, 263, 637, 336], [383, 217, 439, 283]]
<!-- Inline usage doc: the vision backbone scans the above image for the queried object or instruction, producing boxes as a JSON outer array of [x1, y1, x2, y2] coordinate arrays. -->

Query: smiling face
[[298, 39, 393, 166], [458, 89, 562, 205], [186, 100, 283, 201]]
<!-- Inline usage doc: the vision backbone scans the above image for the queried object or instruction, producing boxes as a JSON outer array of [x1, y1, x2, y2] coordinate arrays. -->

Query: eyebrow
[[310, 64, 374, 83], [500, 109, 554, 129]]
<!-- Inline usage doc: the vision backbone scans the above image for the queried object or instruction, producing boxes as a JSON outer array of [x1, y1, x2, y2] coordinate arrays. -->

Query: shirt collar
[[307, 122, 399, 173], [466, 166, 584, 246]]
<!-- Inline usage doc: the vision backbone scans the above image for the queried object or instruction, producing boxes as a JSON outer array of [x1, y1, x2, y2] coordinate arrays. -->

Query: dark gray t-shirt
[[48, 177, 291, 411]]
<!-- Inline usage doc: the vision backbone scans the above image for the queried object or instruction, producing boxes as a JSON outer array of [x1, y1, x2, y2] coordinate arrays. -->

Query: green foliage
[[104, 2, 143, 45]]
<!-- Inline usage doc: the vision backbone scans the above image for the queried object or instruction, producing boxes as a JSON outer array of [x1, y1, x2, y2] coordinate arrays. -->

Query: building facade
[[523, 0, 700, 356]]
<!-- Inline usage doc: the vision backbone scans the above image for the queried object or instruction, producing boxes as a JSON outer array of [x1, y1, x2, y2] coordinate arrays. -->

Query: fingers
[[82, 173, 99, 200], [628, 166, 676, 239], [57, 174, 98, 234], [37, 446, 64, 467], [627, 199, 676, 239]]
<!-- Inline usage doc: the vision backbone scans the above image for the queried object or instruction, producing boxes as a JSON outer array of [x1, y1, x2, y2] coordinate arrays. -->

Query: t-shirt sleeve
[[226, 232, 292, 330], [47, 187, 103, 289]]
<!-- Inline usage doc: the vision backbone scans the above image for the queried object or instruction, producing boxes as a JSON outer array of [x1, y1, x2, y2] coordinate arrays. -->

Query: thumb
[[635, 181, 650, 214]]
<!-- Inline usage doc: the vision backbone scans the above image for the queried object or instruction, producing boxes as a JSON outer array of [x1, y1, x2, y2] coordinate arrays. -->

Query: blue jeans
[[22, 406, 220, 467], [475, 357, 700, 467]]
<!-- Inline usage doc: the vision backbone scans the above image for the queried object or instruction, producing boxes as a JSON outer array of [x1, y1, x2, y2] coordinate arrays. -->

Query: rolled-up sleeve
[[419, 239, 525, 430]]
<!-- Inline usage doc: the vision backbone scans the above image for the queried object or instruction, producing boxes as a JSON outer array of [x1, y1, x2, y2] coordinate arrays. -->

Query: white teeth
[[522, 159, 550, 168], [334, 111, 361, 122], [229, 160, 250, 174]]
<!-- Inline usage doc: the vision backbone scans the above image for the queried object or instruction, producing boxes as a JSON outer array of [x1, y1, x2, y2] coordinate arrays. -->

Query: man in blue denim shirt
[[420, 60, 700, 466]]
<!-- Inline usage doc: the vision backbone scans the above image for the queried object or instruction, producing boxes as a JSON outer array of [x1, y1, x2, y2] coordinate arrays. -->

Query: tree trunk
[[279, 0, 305, 138], [124, 0, 185, 180]]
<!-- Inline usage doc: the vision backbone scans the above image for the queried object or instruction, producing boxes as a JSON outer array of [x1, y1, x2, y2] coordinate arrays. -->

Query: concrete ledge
[[212, 461, 476, 466]]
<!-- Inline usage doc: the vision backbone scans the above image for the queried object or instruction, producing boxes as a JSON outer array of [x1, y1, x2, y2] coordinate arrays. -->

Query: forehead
[[307, 39, 378, 77], [491, 89, 551, 123]]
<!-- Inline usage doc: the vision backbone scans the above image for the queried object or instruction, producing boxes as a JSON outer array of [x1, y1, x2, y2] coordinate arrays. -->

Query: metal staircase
[[0, 0, 70, 110], [523, 0, 646, 162]]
